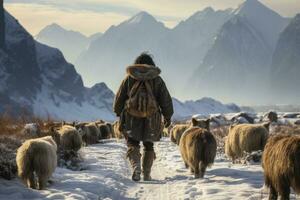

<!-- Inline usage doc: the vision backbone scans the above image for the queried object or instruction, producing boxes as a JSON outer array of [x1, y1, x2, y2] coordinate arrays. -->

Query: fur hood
[[126, 64, 161, 81]]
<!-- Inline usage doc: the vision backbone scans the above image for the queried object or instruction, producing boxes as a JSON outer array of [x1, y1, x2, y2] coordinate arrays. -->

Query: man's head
[[134, 52, 155, 66]]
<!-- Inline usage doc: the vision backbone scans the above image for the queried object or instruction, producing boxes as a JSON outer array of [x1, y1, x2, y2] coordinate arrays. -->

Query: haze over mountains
[[0, 8, 241, 120], [30, 0, 300, 105], [36, 23, 102, 63]]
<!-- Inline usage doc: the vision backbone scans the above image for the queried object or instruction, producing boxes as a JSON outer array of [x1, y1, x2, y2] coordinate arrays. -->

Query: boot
[[127, 146, 141, 182], [142, 151, 156, 181]]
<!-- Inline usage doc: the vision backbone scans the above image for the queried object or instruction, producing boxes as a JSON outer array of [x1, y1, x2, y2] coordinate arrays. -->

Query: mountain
[[172, 97, 240, 120], [270, 14, 300, 104], [1, 11, 114, 121], [190, 0, 289, 104], [76, 11, 170, 90], [76, 8, 233, 97], [88, 32, 103, 43], [1, 10, 242, 121], [156, 7, 233, 85], [36, 23, 102, 63]]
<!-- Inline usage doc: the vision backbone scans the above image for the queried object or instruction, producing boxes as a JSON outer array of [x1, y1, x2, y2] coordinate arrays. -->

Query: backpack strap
[[144, 81, 156, 99], [128, 80, 141, 98]]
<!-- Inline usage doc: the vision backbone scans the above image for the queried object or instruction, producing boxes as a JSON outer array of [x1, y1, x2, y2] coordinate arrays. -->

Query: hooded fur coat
[[113, 64, 173, 142]]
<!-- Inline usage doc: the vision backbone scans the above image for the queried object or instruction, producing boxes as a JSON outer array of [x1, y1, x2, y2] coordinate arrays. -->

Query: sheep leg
[[199, 163, 207, 178], [194, 164, 200, 179], [27, 172, 36, 189], [279, 188, 290, 200], [184, 162, 189, 169], [37, 175, 47, 190], [268, 185, 278, 200]]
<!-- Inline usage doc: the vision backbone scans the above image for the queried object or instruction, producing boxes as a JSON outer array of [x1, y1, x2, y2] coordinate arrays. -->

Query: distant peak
[[190, 7, 215, 20], [127, 11, 157, 24], [234, 0, 279, 17], [47, 23, 64, 30], [203, 7, 215, 13], [236, 0, 266, 13]]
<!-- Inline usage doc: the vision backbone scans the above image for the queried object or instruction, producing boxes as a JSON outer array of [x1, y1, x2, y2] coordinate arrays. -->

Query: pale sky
[[4, 0, 300, 36]]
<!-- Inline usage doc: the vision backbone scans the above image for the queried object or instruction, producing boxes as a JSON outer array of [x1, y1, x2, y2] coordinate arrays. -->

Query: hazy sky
[[4, 0, 300, 36]]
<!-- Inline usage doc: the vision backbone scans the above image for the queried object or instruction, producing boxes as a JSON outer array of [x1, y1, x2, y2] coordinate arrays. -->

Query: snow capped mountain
[[1, 10, 242, 121], [36, 23, 102, 63], [1, 11, 114, 121], [190, 0, 290, 104], [75, 8, 234, 97], [270, 14, 300, 104], [76, 11, 169, 90], [172, 97, 240, 120]]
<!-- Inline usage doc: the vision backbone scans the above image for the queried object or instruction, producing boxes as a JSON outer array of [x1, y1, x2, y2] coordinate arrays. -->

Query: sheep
[[179, 118, 216, 178], [97, 123, 111, 139], [105, 122, 113, 137], [265, 111, 278, 123], [76, 123, 99, 145], [16, 136, 57, 190], [262, 134, 300, 200], [57, 125, 82, 151], [225, 123, 269, 162], [170, 124, 190, 145], [23, 123, 41, 138], [170, 119, 210, 145]]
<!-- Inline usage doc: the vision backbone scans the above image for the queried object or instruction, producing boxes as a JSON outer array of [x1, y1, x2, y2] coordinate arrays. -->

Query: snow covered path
[[1, 138, 295, 200]]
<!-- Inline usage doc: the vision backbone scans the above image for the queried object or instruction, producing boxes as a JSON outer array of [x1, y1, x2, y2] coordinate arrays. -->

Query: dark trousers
[[127, 137, 154, 151]]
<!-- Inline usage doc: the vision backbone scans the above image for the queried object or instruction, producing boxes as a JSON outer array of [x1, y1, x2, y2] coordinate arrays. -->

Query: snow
[[172, 97, 240, 120], [0, 138, 284, 200], [32, 86, 115, 122]]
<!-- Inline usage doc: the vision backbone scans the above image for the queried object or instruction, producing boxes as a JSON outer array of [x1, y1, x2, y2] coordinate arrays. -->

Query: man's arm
[[113, 77, 129, 116], [156, 77, 174, 121]]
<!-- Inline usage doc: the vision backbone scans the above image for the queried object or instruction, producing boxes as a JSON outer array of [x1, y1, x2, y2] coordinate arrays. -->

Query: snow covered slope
[[172, 97, 240, 120], [36, 23, 102, 63], [0, 11, 114, 121]]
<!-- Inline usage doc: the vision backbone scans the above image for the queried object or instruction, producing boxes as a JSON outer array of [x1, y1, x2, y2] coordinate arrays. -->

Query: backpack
[[125, 80, 158, 118]]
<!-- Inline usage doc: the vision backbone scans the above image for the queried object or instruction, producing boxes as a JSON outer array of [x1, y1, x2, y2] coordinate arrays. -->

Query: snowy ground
[[1, 138, 299, 200]]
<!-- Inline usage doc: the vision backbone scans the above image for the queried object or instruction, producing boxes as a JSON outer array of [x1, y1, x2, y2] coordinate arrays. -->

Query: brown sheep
[[16, 136, 57, 190], [179, 118, 216, 178], [171, 119, 210, 145], [262, 134, 300, 200], [170, 124, 189, 145], [57, 125, 82, 151], [105, 122, 113, 137], [266, 111, 278, 123], [76, 123, 99, 145], [225, 123, 270, 162], [97, 123, 111, 139]]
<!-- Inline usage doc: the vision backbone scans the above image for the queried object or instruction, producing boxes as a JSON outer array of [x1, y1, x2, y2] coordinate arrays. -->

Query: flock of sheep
[[16, 120, 122, 190], [167, 111, 300, 200], [14, 111, 300, 199]]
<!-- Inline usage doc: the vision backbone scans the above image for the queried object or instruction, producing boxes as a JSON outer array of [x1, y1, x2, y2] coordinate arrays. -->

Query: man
[[113, 52, 173, 181]]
